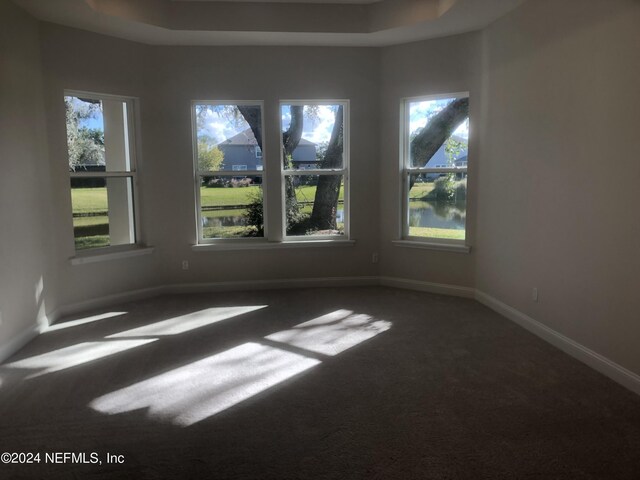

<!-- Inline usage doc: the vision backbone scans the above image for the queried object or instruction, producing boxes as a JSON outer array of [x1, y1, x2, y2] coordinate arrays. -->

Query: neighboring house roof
[[217, 128, 316, 147]]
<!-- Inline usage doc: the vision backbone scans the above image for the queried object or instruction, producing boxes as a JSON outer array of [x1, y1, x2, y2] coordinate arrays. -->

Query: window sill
[[192, 239, 355, 252], [392, 240, 471, 254], [70, 246, 155, 266]]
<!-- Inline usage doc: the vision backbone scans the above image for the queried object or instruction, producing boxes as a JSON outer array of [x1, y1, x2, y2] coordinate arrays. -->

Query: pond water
[[408, 201, 466, 230], [202, 201, 464, 232]]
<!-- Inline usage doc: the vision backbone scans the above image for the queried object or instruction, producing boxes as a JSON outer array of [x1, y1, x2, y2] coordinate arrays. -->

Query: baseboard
[[52, 276, 379, 319], [6, 277, 639, 398], [476, 290, 640, 396], [166, 276, 380, 294], [379, 276, 475, 298]]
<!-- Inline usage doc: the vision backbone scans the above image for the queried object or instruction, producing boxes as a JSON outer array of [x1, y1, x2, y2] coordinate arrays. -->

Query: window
[[401, 93, 469, 243], [193, 102, 266, 241], [65, 92, 139, 251], [280, 101, 349, 238], [255, 147, 263, 158]]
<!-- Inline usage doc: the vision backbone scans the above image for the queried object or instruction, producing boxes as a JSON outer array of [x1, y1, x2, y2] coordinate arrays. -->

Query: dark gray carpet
[[1, 287, 639, 479]]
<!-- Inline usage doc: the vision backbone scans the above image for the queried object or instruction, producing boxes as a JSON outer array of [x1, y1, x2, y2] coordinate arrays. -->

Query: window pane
[[408, 97, 469, 168], [284, 175, 344, 236], [194, 104, 263, 173], [200, 175, 264, 239], [65, 96, 105, 172], [71, 177, 135, 250], [65, 96, 132, 173], [407, 173, 466, 240], [281, 104, 344, 170]]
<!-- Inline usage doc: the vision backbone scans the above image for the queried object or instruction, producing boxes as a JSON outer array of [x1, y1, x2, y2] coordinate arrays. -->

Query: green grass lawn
[[200, 185, 262, 207], [200, 184, 345, 207], [72, 184, 346, 242], [75, 235, 110, 250], [71, 187, 108, 214], [408, 182, 435, 200], [408, 226, 465, 240], [72, 185, 345, 211], [73, 215, 108, 227]]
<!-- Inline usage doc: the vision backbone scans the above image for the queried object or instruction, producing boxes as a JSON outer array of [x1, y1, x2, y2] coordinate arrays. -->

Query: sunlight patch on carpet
[[4, 339, 157, 377], [265, 309, 392, 356], [107, 306, 267, 338], [89, 342, 320, 426]]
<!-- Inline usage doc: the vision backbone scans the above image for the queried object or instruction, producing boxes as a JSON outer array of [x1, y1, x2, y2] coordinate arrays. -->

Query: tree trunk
[[309, 105, 343, 230], [282, 105, 304, 159], [410, 97, 469, 167], [239, 106, 304, 220], [281, 106, 304, 228], [237, 105, 263, 149]]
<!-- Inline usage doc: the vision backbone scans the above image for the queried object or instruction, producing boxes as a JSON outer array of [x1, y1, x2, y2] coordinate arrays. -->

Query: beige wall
[[3, 0, 640, 381], [378, 32, 481, 286], [143, 43, 380, 283], [39, 24, 163, 308], [476, 0, 640, 373], [38, 24, 381, 302], [0, 0, 54, 352]]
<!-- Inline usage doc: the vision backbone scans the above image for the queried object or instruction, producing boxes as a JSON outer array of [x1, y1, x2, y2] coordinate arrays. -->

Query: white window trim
[[65, 90, 143, 255], [191, 100, 268, 245], [192, 239, 355, 252], [399, 92, 470, 247], [280, 99, 350, 242]]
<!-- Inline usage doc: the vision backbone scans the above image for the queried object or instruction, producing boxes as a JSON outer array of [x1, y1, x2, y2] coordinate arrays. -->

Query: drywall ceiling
[[14, 0, 526, 46], [170, 0, 383, 3]]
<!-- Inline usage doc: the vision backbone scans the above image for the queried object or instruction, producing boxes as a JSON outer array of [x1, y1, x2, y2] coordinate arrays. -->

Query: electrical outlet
[[372, 253, 379, 264], [532, 287, 538, 302], [182, 260, 189, 270]]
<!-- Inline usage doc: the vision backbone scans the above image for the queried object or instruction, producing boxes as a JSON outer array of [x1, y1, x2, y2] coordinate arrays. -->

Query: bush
[[204, 177, 228, 188], [455, 178, 467, 200], [231, 178, 253, 188], [204, 177, 253, 188], [243, 191, 264, 236], [432, 174, 456, 200]]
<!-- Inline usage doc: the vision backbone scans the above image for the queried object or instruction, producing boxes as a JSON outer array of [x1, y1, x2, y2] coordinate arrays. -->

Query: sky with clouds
[[196, 105, 252, 144], [196, 104, 340, 146], [280, 105, 339, 145]]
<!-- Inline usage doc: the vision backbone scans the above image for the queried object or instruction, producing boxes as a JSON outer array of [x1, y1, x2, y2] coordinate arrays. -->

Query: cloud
[[196, 106, 250, 144], [281, 104, 339, 145]]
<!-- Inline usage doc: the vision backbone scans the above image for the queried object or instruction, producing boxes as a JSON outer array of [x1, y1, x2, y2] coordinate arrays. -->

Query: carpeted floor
[[1, 286, 639, 479]]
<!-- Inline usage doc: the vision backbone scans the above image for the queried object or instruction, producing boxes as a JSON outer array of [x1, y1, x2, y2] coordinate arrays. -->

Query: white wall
[[143, 44, 380, 284], [38, 24, 381, 302], [378, 33, 481, 286], [4, 0, 640, 383], [39, 24, 163, 308], [0, 0, 55, 354], [476, 0, 640, 374]]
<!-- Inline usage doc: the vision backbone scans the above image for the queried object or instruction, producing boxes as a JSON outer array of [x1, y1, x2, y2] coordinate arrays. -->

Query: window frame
[[191, 100, 268, 245], [280, 99, 350, 242], [400, 92, 469, 246], [65, 89, 142, 253]]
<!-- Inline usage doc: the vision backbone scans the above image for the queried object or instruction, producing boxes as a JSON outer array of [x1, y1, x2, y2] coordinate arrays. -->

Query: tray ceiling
[[14, 0, 526, 47]]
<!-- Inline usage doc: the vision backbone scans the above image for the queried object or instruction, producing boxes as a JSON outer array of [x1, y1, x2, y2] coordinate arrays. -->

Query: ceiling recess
[[14, 0, 526, 46]]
